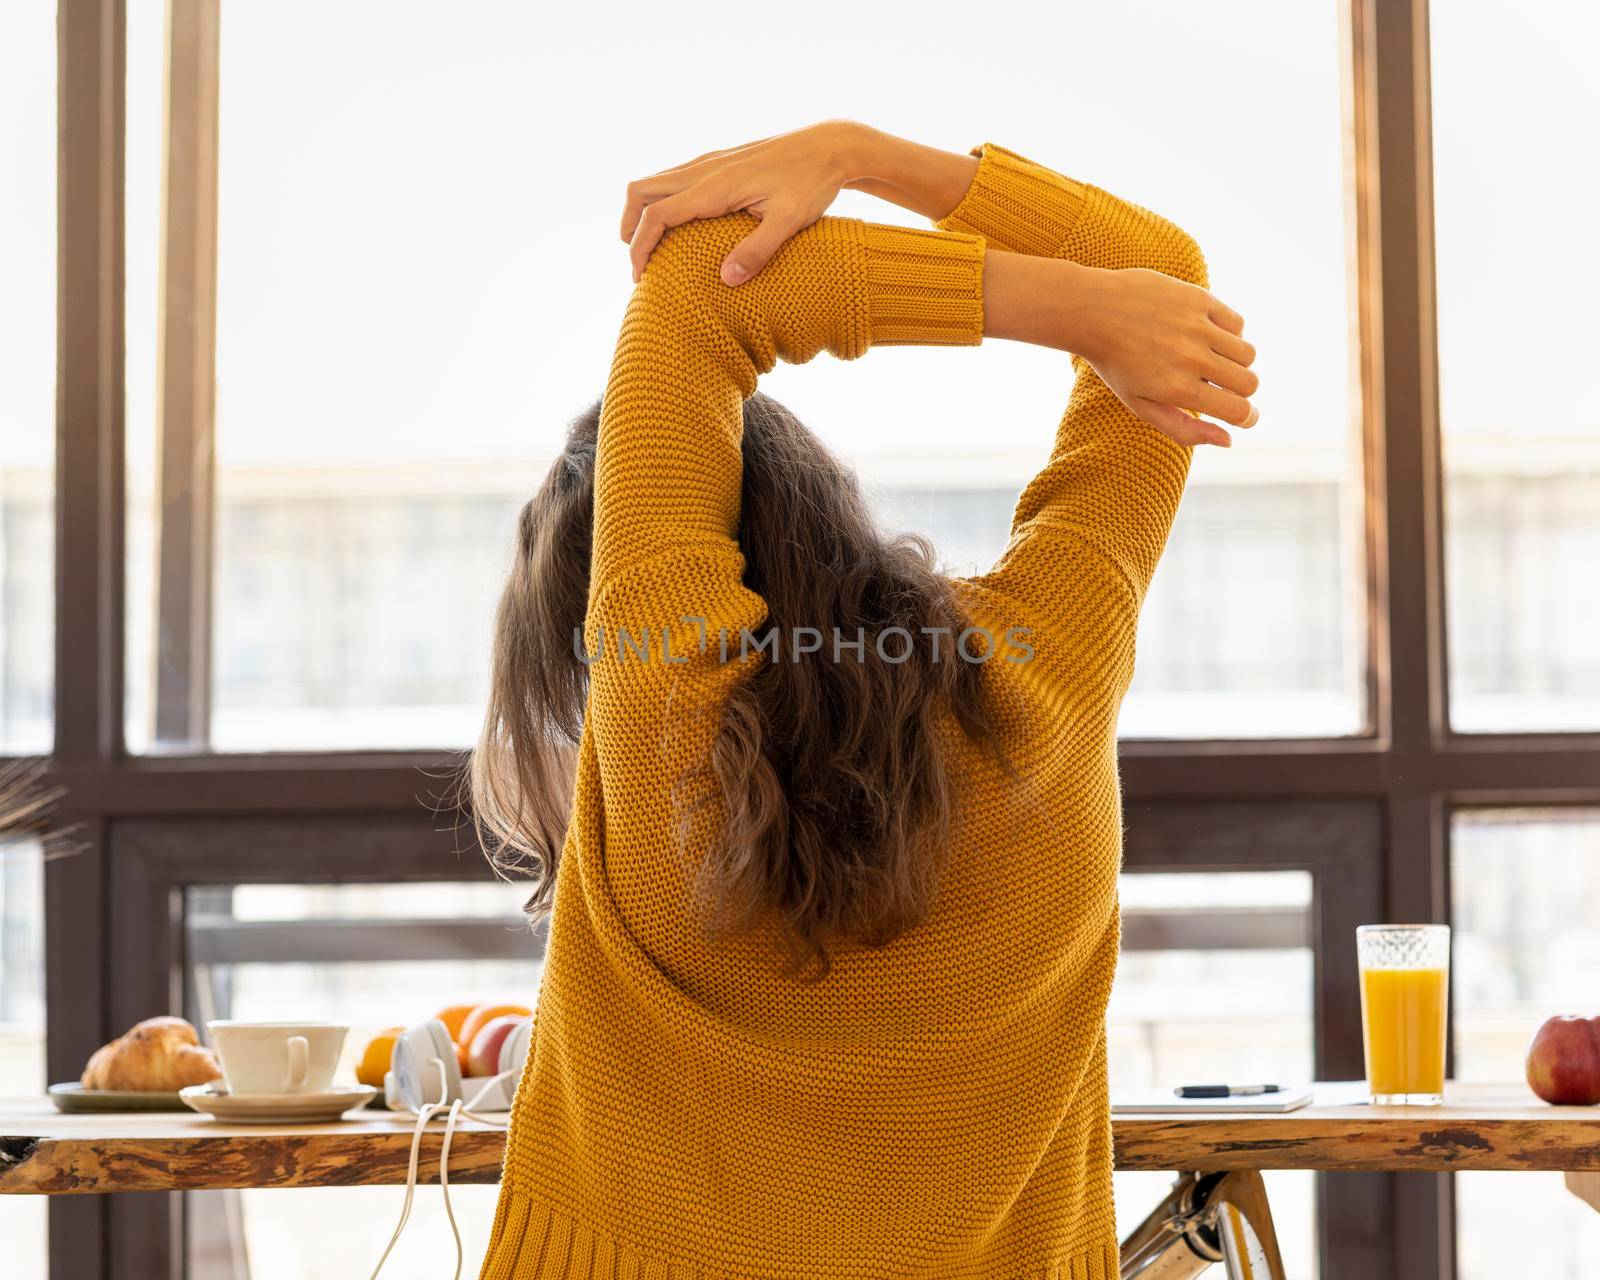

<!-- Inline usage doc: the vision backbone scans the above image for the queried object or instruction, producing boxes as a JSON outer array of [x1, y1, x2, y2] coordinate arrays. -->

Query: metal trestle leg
[[1119, 1170, 1287, 1279]]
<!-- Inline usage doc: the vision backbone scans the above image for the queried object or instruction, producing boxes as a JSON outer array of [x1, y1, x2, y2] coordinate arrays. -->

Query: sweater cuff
[[933, 141, 1088, 258], [858, 222, 986, 347]]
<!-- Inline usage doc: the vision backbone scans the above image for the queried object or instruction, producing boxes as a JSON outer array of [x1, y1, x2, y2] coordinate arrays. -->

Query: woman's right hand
[[618, 120, 864, 287], [1065, 262, 1260, 447]]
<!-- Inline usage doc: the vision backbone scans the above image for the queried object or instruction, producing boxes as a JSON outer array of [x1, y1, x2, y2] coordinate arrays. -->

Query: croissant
[[81, 1015, 223, 1091]]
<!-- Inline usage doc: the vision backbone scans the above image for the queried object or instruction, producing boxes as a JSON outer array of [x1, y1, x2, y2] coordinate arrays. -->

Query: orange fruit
[[456, 1039, 472, 1076], [458, 1003, 532, 1047], [356, 1027, 405, 1088], [434, 1004, 478, 1042]]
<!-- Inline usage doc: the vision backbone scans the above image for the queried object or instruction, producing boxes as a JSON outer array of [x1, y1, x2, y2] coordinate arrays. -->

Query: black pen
[[1174, 1084, 1285, 1098]]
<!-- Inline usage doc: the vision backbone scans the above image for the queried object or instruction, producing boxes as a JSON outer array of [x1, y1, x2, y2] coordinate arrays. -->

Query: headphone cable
[[368, 1058, 516, 1280]]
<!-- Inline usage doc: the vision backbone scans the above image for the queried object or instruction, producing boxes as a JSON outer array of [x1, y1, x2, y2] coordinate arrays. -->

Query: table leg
[[1210, 1170, 1287, 1280], [1565, 1171, 1600, 1216], [1119, 1170, 1287, 1279]]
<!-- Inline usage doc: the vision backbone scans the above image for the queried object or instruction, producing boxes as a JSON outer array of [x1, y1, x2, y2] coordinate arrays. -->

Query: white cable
[[440, 1098, 466, 1280], [438, 1070, 517, 1278], [463, 1072, 514, 1113], [368, 1059, 518, 1280], [368, 1062, 451, 1280]]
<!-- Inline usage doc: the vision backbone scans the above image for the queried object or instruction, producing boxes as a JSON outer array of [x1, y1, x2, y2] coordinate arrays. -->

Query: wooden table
[[3, 1082, 1599, 1196]]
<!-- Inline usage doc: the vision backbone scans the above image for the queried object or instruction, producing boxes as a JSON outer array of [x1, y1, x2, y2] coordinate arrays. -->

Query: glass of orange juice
[[1357, 923, 1450, 1105]]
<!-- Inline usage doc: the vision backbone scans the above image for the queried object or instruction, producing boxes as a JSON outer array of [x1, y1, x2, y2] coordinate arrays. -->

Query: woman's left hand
[[619, 119, 863, 287]]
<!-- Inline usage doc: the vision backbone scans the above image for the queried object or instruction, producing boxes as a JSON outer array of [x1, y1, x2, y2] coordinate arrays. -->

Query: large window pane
[[125, 0, 1362, 752], [0, 0, 55, 755], [1451, 811, 1600, 1279], [180, 880, 541, 1277], [1434, 3, 1600, 732], [0, 0, 55, 1267], [1111, 870, 1318, 1278], [1053, 4, 1361, 740], [0, 837, 47, 1278]]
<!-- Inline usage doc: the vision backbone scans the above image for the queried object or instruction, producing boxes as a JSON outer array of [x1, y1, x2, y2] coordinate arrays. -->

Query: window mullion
[[150, 0, 220, 751]]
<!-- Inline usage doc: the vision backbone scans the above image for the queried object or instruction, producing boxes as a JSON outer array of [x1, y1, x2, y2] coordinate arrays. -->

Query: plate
[[178, 1082, 378, 1124], [49, 1082, 191, 1112]]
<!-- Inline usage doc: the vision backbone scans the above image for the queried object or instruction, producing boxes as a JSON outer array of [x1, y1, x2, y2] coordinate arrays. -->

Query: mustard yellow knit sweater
[[480, 142, 1205, 1280]]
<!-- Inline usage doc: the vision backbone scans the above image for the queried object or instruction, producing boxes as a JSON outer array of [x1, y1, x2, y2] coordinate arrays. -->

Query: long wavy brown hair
[[470, 391, 1006, 982]]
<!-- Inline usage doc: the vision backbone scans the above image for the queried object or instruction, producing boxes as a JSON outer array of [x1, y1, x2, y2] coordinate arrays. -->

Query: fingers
[[720, 212, 803, 286], [1188, 380, 1258, 429], [1203, 322, 1259, 415], [620, 138, 776, 241], [620, 177, 687, 245], [1208, 295, 1246, 336], [656, 144, 741, 175], [621, 160, 730, 242], [1210, 327, 1256, 369], [1205, 352, 1260, 399], [653, 136, 771, 177], [628, 188, 727, 283], [1135, 397, 1231, 448]]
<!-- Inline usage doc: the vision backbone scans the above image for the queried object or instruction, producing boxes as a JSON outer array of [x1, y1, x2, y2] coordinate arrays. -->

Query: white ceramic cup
[[207, 1021, 348, 1096]]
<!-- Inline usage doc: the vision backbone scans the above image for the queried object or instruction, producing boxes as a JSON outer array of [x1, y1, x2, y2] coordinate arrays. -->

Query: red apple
[[467, 1015, 526, 1078], [1525, 1015, 1600, 1105]]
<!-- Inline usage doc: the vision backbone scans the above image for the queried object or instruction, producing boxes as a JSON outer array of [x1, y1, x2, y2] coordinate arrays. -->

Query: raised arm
[[615, 126, 1257, 704], [597, 205, 1219, 597], [847, 131, 1204, 286], [591, 213, 986, 598], [619, 124, 1254, 449], [583, 211, 993, 810], [859, 135, 1244, 616], [584, 216, 1174, 904]]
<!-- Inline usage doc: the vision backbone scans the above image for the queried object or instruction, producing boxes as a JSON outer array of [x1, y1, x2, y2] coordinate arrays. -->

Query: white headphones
[[369, 1014, 534, 1280], [389, 1014, 533, 1111]]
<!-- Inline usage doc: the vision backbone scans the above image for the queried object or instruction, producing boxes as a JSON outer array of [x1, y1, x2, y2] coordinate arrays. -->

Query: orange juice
[[1359, 965, 1448, 1098]]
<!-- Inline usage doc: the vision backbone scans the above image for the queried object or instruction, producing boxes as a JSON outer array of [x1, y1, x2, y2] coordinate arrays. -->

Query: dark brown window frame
[[38, 0, 1600, 1277]]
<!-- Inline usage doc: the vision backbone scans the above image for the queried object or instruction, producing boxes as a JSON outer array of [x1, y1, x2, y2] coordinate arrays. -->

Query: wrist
[[983, 251, 1064, 349], [982, 253, 1108, 357], [833, 120, 888, 188], [1052, 260, 1107, 358], [836, 126, 978, 224]]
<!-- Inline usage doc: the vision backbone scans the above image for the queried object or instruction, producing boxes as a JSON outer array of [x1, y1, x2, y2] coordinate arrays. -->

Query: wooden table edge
[[1, 1126, 511, 1195], [6, 1084, 1600, 1194]]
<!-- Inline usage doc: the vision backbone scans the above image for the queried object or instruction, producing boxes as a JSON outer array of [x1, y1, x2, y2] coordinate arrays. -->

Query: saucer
[[179, 1082, 378, 1124]]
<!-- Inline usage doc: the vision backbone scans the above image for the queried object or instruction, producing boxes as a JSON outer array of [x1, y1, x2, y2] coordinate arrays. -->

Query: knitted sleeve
[[582, 214, 987, 774], [591, 214, 986, 595], [934, 141, 1204, 623]]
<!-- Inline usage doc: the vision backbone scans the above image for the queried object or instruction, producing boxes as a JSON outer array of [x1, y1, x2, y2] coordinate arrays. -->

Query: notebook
[[1110, 1085, 1316, 1114]]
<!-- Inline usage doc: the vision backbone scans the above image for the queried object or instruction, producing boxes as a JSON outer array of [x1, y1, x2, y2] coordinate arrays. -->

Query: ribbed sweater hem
[[478, 1182, 1120, 1280], [858, 222, 986, 347], [933, 141, 1088, 259]]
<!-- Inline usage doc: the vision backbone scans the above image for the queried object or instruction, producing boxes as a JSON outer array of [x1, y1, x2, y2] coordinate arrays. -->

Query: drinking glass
[[1356, 923, 1450, 1105]]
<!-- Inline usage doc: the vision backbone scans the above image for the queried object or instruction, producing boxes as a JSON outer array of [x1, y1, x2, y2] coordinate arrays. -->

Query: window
[[182, 881, 543, 1042], [1433, 0, 1600, 733], [178, 880, 539, 1278], [0, 1, 55, 755], [0, 836, 47, 1278], [124, 0, 1363, 752], [42, 1, 1600, 1277], [1451, 812, 1600, 1279], [1111, 871, 1319, 1279], [0, 2, 53, 1269]]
